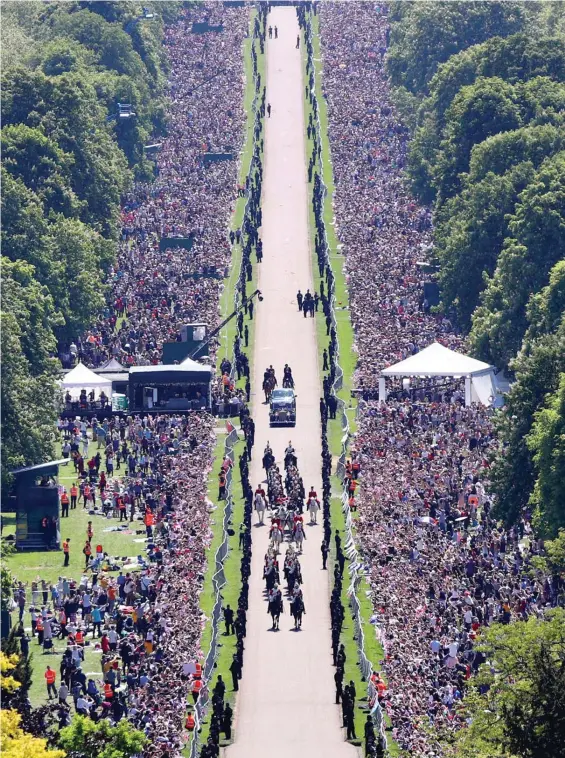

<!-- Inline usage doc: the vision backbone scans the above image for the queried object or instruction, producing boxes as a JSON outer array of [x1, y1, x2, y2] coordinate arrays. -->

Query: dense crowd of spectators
[[319, 4, 560, 756], [60, 4, 248, 376], [12, 5, 256, 756]]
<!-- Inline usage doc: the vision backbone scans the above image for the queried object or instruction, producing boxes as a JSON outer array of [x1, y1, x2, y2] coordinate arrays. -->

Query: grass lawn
[[4, 440, 143, 710], [4, 439, 142, 588], [303, 17, 399, 754]]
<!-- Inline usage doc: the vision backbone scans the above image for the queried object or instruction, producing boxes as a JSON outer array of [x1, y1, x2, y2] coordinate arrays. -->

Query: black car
[[269, 389, 296, 426]]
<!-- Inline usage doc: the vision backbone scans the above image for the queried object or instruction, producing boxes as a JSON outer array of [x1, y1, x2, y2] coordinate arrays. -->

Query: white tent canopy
[[379, 343, 495, 406], [62, 362, 112, 399], [381, 342, 492, 377]]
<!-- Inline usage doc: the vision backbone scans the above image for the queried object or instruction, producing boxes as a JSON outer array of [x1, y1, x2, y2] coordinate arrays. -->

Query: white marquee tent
[[61, 362, 112, 400], [379, 342, 496, 406]]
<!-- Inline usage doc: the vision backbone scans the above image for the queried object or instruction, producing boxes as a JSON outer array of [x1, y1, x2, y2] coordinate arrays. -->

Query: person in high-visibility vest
[[45, 666, 57, 699], [144, 509, 155, 538], [348, 478, 357, 498], [185, 712, 195, 732], [60, 490, 70, 518], [36, 616, 44, 646], [104, 682, 114, 700], [194, 662, 202, 680], [70, 483, 78, 509], [191, 678, 202, 703], [62, 538, 70, 567], [83, 540, 92, 569]]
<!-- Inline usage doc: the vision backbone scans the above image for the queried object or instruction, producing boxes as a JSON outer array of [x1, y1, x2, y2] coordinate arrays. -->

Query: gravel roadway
[[225, 8, 357, 758]]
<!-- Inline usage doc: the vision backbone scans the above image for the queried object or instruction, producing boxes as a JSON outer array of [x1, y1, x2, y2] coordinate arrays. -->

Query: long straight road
[[226, 8, 357, 758]]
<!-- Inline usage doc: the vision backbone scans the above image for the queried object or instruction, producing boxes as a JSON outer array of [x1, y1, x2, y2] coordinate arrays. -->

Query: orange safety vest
[[36, 618, 44, 632], [63, 541, 70, 554], [104, 683, 114, 699], [185, 714, 195, 731], [70, 486, 78, 497], [194, 663, 202, 680], [349, 480, 357, 492], [75, 630, 84, 644], [45, 669, 56, 684], [83, 543, 92, 556], [192, 679, 202, 694], [145, 512, 155, 527], [61, 493, 69, 505]]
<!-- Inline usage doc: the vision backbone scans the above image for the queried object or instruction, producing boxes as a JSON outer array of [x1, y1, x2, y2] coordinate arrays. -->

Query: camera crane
[[188, 289, 263, 361]]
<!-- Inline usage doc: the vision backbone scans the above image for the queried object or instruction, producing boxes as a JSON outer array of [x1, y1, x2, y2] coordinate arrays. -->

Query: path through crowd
[[226, 8, 356, 758]]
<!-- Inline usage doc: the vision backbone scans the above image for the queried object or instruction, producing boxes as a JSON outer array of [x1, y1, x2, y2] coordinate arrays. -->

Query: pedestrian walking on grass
[[62, 538, 70, 567]]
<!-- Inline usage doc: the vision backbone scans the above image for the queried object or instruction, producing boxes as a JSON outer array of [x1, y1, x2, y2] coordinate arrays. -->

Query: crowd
[[317, 3, 561, 756], [14, 412, 217, 755], [8, 5, 267, 757], [59, 3, 248, 383]]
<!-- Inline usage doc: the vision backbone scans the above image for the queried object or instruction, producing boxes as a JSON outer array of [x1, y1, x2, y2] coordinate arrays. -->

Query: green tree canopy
[[1, 124, 82, 217], [435, 161, 536, 327], [456, 610, 565, 758], [526, 373, 565, 536], [387, 1, 525, 95], [58, 716, 146, 758], [470, 151, 565, 366]]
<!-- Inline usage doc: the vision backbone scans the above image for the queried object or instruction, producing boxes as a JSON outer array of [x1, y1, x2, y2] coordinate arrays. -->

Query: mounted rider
[[283, 364, 295, 388]]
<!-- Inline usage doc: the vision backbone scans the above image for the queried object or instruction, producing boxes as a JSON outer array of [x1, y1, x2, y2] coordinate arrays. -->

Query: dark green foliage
[[0, 1, 180, 488], [470, 152, 565, 366], [387, 1, 525, 95]]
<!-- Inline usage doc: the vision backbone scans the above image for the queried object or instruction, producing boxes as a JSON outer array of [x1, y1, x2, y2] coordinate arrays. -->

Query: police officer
[[223, 605, 234, 635], [321, 539, 329, 570]]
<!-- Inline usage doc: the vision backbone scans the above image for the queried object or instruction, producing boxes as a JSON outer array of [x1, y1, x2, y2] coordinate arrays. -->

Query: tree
[[434, 77, 523, 200], [468, 123, 565, 185], [1, 68, 130, 236], [1, 124, 82, 220], [489, 317, 565, 526], [0, 709, 65, 758], [1, 258, 61, 375], [429, 33, 565, 129], [526, 373, 565, 536], [45, 216, 113, 342], [470, 151, 565, 366], [435, 161, 536, 327], [1, 168, 51, 272], [1, 630, 33, 705], [0, 653, 21, 695], [386, 1, 525, 95], [57, 716, 146, 758], [456, 611, 565, 758], [0, 310, 57, 488]]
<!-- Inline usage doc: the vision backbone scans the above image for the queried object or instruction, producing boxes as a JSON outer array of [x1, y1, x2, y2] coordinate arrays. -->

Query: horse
[[268, 593, 283, 630], [270, 524, 283, 554], [290, 595, 305, 629], [263, 374, 276, 402], [282, 373, 294, 389], [292, 521, 306, 552], [263, 559, 279, 591], [254, 492, 266, 525], [307, 496, 320, 525]]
